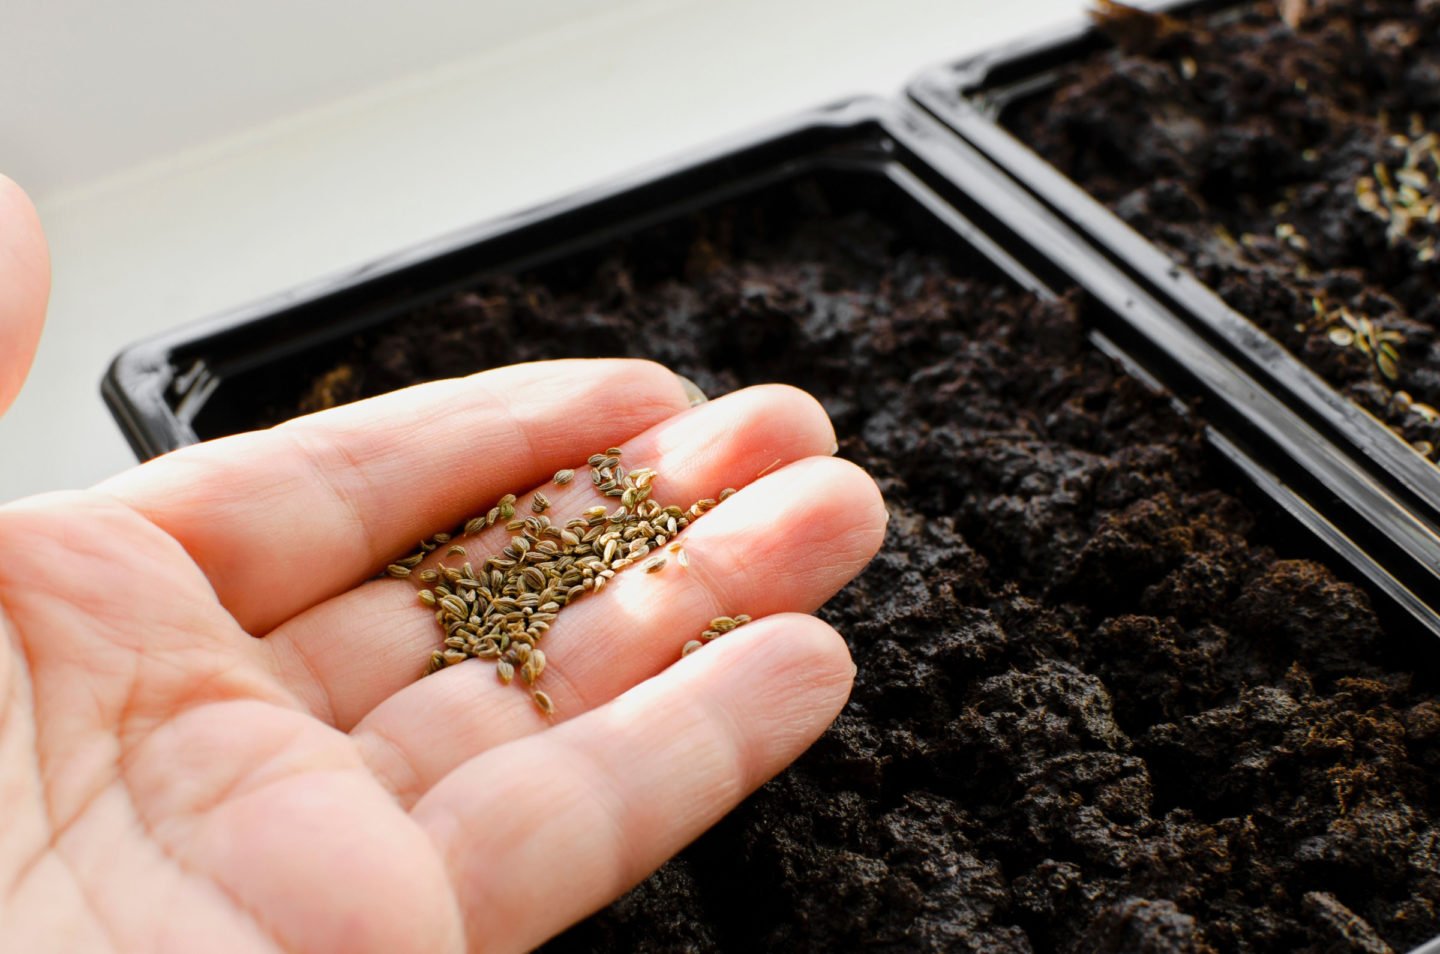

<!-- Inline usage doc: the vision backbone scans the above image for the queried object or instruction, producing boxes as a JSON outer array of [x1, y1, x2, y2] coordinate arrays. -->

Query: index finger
[[98, 359, 693, 633]]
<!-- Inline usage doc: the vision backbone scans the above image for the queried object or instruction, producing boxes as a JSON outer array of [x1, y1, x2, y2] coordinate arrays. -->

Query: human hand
[[0, 176, 886, 952]]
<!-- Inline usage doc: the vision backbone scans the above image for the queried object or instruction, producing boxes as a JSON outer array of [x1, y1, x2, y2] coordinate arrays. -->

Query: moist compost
[[1006, 0, 1440, 462], [290, 185, 1440, 952]]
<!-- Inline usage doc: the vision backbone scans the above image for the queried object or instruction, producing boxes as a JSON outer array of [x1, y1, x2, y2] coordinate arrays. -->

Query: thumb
[[0, 174, 49, 419]]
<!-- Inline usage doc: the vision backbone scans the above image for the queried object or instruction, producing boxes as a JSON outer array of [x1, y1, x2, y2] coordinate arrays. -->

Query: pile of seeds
[[1355, 118, 1440, 264], [681, 615, 752, 658], [394, 447, 736, 714], [1313, 296, 1405, 382]]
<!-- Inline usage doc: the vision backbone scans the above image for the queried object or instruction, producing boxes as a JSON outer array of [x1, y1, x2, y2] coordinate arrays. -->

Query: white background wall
[[1, 0, 1083, 503]]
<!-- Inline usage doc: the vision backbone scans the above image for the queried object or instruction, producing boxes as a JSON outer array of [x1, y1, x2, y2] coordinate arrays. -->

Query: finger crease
[[282, 428, 384, 571], [114, 764, 303, 954], [353, 722, 426, 808]]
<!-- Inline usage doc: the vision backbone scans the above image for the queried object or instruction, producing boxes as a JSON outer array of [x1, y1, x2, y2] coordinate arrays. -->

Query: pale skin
[[0, 175, 887, 952]]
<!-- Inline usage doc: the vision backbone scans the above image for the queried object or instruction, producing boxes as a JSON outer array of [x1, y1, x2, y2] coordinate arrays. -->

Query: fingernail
[[675, 373, 708, 407]]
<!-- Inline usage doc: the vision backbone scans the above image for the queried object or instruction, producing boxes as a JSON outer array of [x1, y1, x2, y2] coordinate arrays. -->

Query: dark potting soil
[[291, 186, 1440, 952], [1005, 0, 1440, 462]]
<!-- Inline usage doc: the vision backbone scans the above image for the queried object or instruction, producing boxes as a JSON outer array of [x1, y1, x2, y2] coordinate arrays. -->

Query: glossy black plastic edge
[[906, 0, 1440, 537], [102, 96, 1440, 653], [101, 97, 888, 459]]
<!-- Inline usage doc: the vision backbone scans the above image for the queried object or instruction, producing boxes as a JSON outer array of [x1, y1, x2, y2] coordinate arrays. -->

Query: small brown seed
[[1378, 352, 1400, 381], [682, 640, 703, 657], [642, 555, 666, 574], [554, 469, 575, 485], [497, 659, 515, 685], [532, 492, 551, 514], [447, 545, 467, 557], [522, 650, 546, 684], [418, 569, 440, 584], [386, 564, 412, 578], [418, 589, 437, 607], [532, 690, 555, 716]]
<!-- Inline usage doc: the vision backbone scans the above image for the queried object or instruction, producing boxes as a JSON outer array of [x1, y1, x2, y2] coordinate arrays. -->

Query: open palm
[[0, 177, 885, 952]]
